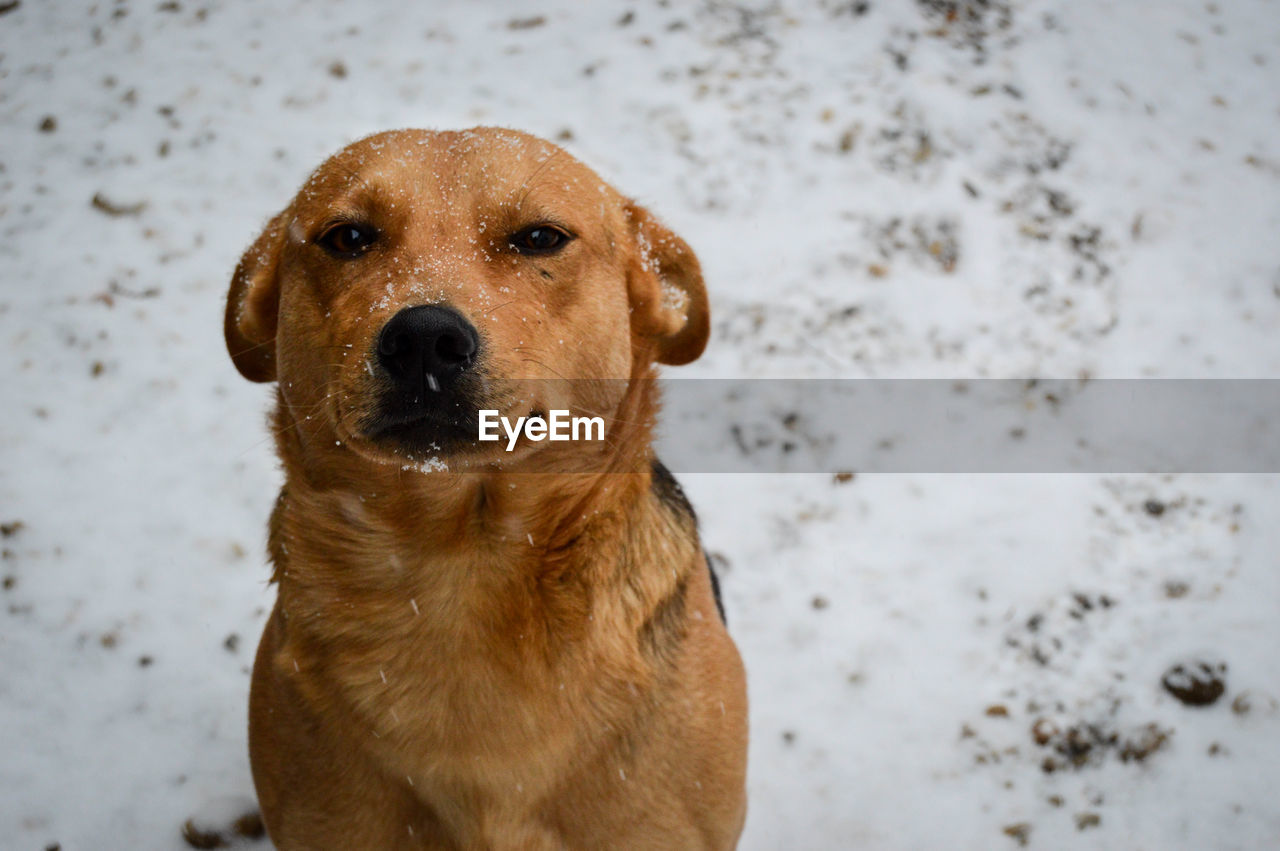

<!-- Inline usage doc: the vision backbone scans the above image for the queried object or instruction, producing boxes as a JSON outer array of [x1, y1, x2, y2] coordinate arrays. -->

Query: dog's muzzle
[[363, 305, 483, 451]]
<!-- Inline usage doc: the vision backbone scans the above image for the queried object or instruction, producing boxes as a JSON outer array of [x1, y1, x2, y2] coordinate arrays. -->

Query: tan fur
[[227, 128, 747, 849]]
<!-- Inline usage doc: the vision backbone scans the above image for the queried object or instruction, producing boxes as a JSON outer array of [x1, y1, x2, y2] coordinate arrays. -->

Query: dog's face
[[225, 128, 707, 467]]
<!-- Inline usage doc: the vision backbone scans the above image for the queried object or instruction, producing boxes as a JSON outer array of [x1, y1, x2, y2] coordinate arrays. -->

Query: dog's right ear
[[623, 202, 710, 366], [225, 212, 287, 383]]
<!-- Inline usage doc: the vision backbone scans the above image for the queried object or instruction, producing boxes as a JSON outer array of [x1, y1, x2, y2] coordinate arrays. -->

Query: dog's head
[[225, 128, 707, 468]]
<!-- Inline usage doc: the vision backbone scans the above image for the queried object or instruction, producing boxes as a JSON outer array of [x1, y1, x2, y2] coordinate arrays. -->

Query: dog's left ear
[[624, 202, 710, 366], [225, 212, 287, 383]]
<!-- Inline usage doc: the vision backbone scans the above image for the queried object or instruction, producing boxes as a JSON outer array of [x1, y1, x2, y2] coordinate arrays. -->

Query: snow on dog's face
[[224, 127, 707, 466]]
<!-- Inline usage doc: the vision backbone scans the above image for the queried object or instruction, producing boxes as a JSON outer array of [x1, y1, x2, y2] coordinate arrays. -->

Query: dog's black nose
[[376, 305, 479, 389]]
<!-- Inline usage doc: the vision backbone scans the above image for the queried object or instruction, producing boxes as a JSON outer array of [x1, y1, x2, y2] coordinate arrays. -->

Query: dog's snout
[[365, 305, 480, 447], [377, 305, 479, 386]]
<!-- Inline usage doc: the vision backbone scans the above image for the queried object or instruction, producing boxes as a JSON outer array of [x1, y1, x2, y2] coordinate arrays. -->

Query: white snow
[[1, 1, 1278, 849]]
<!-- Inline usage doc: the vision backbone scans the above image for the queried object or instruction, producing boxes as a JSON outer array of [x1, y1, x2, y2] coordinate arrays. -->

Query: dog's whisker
[[512, 148, 566, 212], [479, 300, 518, 318], [517, 357, 571, 382]]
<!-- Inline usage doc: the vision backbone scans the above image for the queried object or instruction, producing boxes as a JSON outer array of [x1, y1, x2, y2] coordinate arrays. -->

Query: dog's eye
[[317, 222, 379, 258], [510, 225, 571, 256]]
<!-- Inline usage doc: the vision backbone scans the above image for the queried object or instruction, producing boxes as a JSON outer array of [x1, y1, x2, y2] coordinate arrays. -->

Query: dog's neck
[[264, 370, 683, 612]]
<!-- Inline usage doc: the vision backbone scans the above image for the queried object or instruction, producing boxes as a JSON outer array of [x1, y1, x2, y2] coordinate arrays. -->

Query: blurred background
[[2, 1, 1278, 848]]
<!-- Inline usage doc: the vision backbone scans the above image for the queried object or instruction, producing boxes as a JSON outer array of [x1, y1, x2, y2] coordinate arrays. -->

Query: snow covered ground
[[2, 0, 1278, 848]]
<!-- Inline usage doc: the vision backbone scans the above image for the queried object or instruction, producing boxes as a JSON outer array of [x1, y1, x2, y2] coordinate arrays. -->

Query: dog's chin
[[340, 390, 561, 471], [346, 414, 478, 467]]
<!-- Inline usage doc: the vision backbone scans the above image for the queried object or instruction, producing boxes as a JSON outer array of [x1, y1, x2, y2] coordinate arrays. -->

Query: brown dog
[[224, 128, 747, 849]]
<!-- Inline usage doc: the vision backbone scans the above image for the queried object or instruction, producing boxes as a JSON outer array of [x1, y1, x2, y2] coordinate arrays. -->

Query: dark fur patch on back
[[651, 458, 727, 626], [651, 457, 697, 528], [706, 552, 727, 626], [638, 574, 689, 665]]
